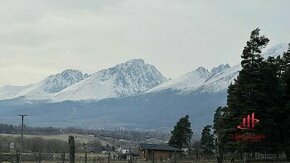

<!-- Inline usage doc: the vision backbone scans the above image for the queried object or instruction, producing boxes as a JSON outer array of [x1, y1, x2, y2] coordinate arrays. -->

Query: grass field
[[0, 133, 102, 144]]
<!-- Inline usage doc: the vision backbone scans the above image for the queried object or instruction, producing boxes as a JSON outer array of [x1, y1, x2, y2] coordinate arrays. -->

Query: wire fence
[[1, 152, 218, 163], [1, 152, 289, 163]]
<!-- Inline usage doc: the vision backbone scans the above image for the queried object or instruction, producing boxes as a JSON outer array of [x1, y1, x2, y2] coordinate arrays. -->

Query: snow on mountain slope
[[148, 43, 288, 94], [198, 43, 288, 93], [147, 64, 230, 93], [263, 43, 288, 58], [14, 69, 88, 100], [197, 64, 240, 92], [54, 59, 167, 101], [1, 43, 287, 102], [0, 85, 29, 100], [209, 64, 231, 77], [147, 67, 210, 93]]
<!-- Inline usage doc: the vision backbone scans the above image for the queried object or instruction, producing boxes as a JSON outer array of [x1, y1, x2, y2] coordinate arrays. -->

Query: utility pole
[[19, 114, 27, 163]]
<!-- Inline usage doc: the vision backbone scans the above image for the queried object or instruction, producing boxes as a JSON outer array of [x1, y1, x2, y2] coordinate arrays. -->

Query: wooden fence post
[[69, 136, 75, 163], [174, 151, 176, 163], [152, 151, 155, 163], [16, 153, 20, 163], [38, 152, 41, 163], [85, 152, 88, 163], [108, 152, 111, 163], [62, 153, 65, 163], [128, 153, 132, 163], [98, 156, 101, 163]]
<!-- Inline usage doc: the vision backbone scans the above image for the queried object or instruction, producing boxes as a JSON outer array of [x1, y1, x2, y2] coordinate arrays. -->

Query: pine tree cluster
[[213, 28, 290, 160]]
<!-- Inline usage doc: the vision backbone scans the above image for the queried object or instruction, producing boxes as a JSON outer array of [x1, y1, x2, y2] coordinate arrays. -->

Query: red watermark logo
[[232, 133, 266, 142], [233, 112, 266, 142], [237, 112, 260, 130]]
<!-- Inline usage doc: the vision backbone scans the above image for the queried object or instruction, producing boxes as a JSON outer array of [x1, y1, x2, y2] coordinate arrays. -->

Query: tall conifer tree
[[226, 28, 286, 149], [169, 115, 193, 149], [213, 29, 290, 161], [200, 125, 214, 154], [227, 28, 270, 137]]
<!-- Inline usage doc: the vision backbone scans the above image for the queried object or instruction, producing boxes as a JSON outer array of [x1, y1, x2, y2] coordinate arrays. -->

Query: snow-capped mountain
[[197, 64, 240, 92], [262, 42, 289, 58], [147, 64, 230, 93], [197, 43, 289, 93], [4, 69, 89, 100], [147, 43, 288, 94], [53, 59, 167, 101], [209, 64, 231, 77], [0, 43, 288, 102], [0, 43, 288, 131]]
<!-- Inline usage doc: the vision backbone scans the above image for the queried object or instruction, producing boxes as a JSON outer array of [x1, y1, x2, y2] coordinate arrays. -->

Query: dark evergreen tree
[[241, 28, 269, 70], [224, 30, 259, 154], [280, 44, 290, 74], [226, 28, 277, 142], [280, 44, 290, 159], [168, 115, 193, 149], [228, 28, 270, 120], [281, 44, 290, 104], [200, 125, 214, 154], [213, 106, 230, 163], [212, 29, 290, 161], [225, 28, 290, 156], [280, 44, 290, 105], [218, 28, 290, 157]]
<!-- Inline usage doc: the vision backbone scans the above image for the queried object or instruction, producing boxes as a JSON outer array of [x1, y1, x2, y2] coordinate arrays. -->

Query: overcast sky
[[0, 0, 290, 86]]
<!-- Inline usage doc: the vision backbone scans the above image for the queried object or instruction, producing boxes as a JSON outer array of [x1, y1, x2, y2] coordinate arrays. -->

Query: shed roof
[[139, 143, 182, 152]]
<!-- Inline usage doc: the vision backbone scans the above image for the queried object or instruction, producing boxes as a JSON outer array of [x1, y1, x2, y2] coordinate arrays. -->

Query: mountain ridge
[[53, 59, 167, 101], [0, 43, 288, 131], [0, 43, 288, 102]]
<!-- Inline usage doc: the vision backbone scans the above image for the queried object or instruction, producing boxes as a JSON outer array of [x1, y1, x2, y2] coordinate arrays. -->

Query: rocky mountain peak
[[195, 67, 210, 77], [43, 69, 89, 93], [210, 64, 231, 76], [53, 59, 167, 101], [107, 59, 167, 95]]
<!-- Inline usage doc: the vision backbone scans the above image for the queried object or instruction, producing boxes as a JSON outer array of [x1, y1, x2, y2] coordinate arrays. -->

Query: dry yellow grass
[[0, 133, 101, 144]]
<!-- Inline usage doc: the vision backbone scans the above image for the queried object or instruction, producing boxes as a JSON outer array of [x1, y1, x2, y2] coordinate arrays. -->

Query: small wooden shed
[[139, 143, 182, 161]]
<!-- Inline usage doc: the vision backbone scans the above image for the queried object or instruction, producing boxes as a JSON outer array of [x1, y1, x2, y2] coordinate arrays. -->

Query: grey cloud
[[0, 0, 290, 86]]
